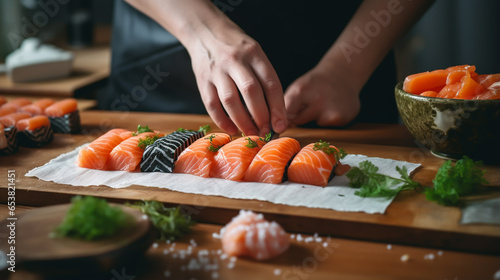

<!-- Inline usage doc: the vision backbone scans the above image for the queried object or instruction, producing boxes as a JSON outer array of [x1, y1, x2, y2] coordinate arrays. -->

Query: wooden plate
[[0, 203, 156, 275]]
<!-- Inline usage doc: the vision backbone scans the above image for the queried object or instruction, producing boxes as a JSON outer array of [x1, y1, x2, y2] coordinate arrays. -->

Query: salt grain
[[212, 232, 221, 239], [163, 249, 169, 255], [315, 237, 323, 243], [274, 268, 282, 276], [386, 244, 392, 250], [322, 242, 328, 248], [212, 272, 219, 279], [164, 270, 171, 277], [305, 237, 314, 243], [142, 214, 148, 220], [227, 262, 235, 269], [220, 254, 228, 260], [423, 253, 435, 260], [493, 269, 500, 279], [290, 234, 295, 239], [152, 243, 159, 249], [296, 234, 303, 242], [217, 249, 222, 255], [437, 250, 443, 256], [400, 254, 410, 262], [229, 256, 237, 263]]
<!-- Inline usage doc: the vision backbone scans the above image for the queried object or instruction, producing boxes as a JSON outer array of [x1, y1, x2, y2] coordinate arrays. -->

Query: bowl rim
[[395, 82, 500, 103]]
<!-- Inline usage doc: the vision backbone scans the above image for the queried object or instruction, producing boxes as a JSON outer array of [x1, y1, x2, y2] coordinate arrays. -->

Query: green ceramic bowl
[[395, 82, 500, 163]]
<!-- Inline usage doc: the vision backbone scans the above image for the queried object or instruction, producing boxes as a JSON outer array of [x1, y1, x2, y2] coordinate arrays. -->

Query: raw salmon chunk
[[0, 107, 17, 118], [107, 132, 163, 171], [210, 136, 266, 181], [220, 210, 289, 260], [20, 98, 55, 115], [244, 137, 301, 184], [287, 142, 340, 187], [16, 115, 51, 131], [173, 133, 232, 177], [76, 128, 132, 170], [44, 98, 78, 117]]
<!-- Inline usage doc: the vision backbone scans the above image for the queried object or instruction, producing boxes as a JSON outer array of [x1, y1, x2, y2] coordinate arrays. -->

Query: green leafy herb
[[425, 156, 488, 206], [313, 140, 347, 162], [177, 124, 211, 134], [135, 125, 154, 135], [346, 161, 421, 198], [206, 134, 222, 152], [138, 134, 161, 149], [245, 137, 259, 148], [127, 200, 194, 241], [262, 132, 272, 143], [53, 196, 131, 240]]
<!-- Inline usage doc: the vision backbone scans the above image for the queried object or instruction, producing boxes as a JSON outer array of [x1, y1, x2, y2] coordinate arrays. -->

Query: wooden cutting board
[[0, 111, 499, 255]]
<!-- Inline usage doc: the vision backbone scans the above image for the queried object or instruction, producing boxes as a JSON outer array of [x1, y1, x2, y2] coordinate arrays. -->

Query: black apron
[[101, 0, 398, 124]]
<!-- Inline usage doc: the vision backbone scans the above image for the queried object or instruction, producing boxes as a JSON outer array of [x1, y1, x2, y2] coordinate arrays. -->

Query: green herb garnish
[[245, 137, 259, 148], [425, 156, 488, 206], [206, 134, 222, 152], [138, 134, 161, 149], [53, 196, 131, 240], [134, 125, 154, 136], [177, 124, 211, 134], [127, 200, 194, 241], [313, 140, 347, 162], [346, 161, 421, 198]]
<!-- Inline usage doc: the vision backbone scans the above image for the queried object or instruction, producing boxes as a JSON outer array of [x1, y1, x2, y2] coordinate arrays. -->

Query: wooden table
[[1, 111, 499, 279]]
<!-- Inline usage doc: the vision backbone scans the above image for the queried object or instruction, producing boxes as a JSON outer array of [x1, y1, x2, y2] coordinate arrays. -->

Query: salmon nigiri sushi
[[107, 131, 164, 171], [0, 113, 32, 128], [173, 133, 232, 177], [16, 115, 54, 147], [76, 128, 132, 170], [244, 137, 301, 184], [287, 141, 343, 187], [0, 123, 18, 155], [210, 136, 267, 181], [220, 210, 289, 260], [0, 96, 6, 107], [0, 107, 17, 118], [1, 98, 32, 111], [44, 98, 81, 133], [20, 98, 55, 115]]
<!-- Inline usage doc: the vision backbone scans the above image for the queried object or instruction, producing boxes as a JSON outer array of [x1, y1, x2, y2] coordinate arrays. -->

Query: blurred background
[[0, 0, 499, 98]]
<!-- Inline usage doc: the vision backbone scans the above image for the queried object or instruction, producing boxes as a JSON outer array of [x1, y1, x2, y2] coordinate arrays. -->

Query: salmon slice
[[244, 137, 301, 184], [44, 98, 78, 117], [173, 133, 232, 177], [0, 107, 17, 118], [107, 132, 163, 171], [210, 136, 267, 181], [220, 210, 289, 260], [0, 96, 6, 107], [0, 113, 32, 127], [1, 98, 32, 110], [287, 142, 339, 187], [16, 115, 51, 131], [20, 98, 55, 115], [76, 128, 132, 170]]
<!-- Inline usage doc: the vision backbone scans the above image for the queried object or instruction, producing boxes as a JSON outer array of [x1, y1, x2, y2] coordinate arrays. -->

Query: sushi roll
[[0, 124, 18, 155], [244, 137, 301, 184], [287, 141, 343, 187], [140, 130, 205, 173], [16, 115, 54, 147], [1, 98, 32, 111], [210, 136, 267, 181], [20, 98, 55, 115], [107, 131, 164, 171], [173, 133, 232, 177], [44, 98, 81, 134], [220, 210, 289, 260], [76, 128, 133, 170]]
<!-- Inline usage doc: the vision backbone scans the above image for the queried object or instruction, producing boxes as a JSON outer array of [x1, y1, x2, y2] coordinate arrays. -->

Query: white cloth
[[26, 144, 421, 214]]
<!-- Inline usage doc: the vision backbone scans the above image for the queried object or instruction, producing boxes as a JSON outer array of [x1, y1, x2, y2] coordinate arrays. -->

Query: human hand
[[284, 66, 360, 127], [186, 23, 287, 136]]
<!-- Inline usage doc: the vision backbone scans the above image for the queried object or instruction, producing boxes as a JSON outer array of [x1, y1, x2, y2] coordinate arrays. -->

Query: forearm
[[124, 0, 240, 50], [317, 0, 434, 91]]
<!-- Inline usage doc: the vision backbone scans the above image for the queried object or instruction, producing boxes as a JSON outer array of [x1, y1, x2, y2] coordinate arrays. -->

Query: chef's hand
[[187, 22, 287, 136], [285, 66, 360, 127], [125, 0, 288, 136]]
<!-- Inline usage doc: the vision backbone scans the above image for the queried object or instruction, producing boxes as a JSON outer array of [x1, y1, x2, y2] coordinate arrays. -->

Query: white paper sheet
[[26, 144, 421, 214]]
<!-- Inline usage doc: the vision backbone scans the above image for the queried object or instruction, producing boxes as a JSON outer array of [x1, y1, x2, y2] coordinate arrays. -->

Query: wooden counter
[[0, 110, 499, 279]]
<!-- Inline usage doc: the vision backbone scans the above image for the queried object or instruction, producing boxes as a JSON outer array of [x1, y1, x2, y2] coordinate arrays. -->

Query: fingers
[[251, 58, 287, 134], [199, 82, 238, 135]]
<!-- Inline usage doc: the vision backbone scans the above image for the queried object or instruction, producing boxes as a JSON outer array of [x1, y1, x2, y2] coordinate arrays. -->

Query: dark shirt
[[101, 0, 398, 124]]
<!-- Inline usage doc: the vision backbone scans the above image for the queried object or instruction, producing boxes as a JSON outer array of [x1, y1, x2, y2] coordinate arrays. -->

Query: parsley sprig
[[425, 156, 488, 205], [138, 134, 161, 150], [133, 125, 154, 136], [126, 200, 194, 241], [346, 161, 421, 198], [313, 140, 347, 162]]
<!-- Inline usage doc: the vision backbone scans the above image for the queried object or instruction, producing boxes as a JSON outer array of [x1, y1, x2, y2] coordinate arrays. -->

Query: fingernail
[[274, 120, 287, 133]]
